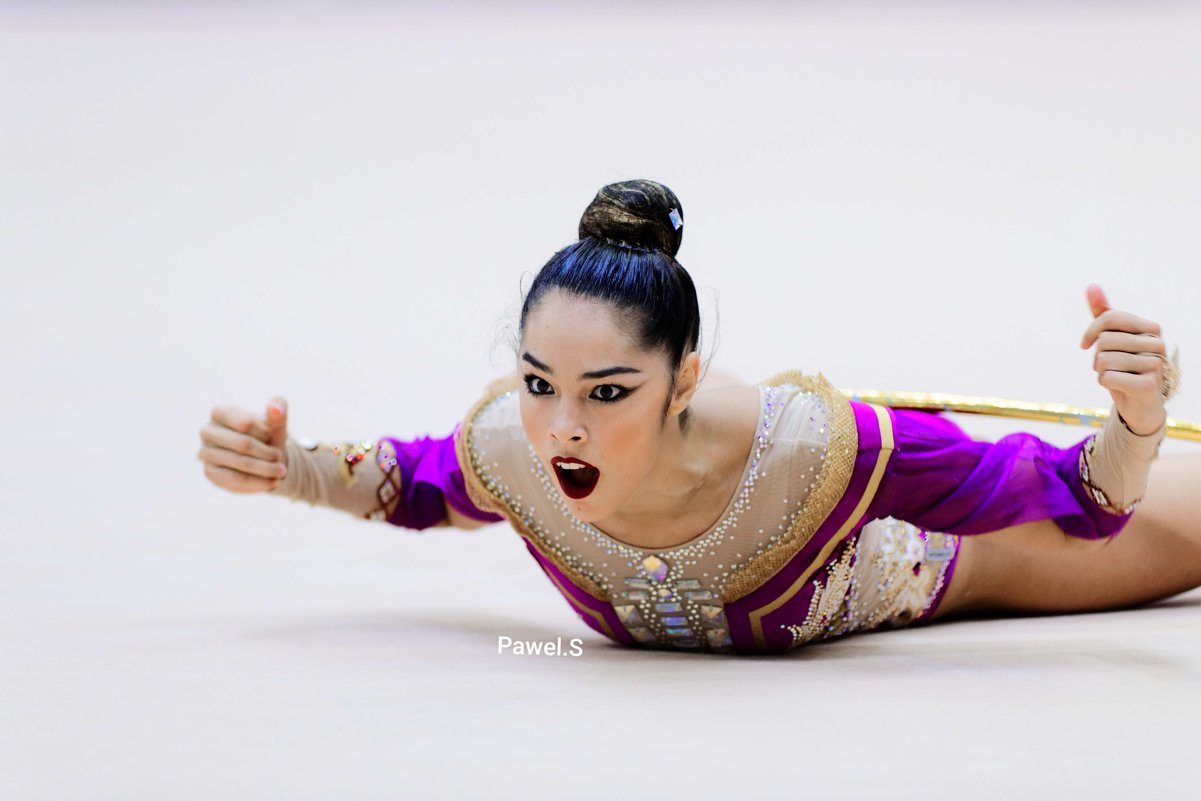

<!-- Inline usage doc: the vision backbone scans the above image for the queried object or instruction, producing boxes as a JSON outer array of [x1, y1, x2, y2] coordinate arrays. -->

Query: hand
[[1079, 284, 1168, 436], [198, 396, 291, 493]]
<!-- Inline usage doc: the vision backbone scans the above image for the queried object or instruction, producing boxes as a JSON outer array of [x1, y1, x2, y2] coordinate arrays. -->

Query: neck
[[592, 414, 715, 547]]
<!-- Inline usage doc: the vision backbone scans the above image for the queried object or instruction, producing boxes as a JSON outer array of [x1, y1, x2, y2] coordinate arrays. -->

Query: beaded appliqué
[[331, 440, 373, 486], [465, 384, 813, 651], [369, 440, 401, 522], [533, 385, 788, 651], [465, 392, 601, 598], [1078, 434, 1142, 516], [321, 439, 404, 522], [784, 538, 857, 646], [612, 554, 732, 651], [723, 371, 851, 601], [841, 518, 958, 635]]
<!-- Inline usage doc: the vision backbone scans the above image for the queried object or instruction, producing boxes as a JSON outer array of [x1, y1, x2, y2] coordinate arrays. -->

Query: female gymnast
[[198, 179, 1200, 653]]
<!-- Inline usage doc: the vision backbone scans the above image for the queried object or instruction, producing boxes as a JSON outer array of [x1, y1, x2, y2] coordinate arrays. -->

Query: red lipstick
[[551, 456, 601, 500]]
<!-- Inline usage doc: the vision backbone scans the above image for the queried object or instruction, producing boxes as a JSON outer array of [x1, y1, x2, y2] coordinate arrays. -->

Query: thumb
[[265, 396, 288, 449], [1086, 283, 1110, 319]]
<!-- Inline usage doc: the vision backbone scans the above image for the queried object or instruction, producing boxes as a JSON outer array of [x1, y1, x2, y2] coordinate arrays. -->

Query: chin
[[560, 493, 612, 523], [564, 497, 600, 521]]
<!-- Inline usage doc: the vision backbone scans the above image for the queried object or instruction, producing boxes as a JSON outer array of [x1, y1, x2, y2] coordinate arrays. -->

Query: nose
[[549, 402, 587, 445]]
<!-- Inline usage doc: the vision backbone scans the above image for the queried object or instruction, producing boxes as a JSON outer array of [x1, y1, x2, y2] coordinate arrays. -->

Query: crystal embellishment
[[614, 605, 645, 627], [705, 629, 732, 649], [628, 627, 655, 643], [642, 555, 669, 582], [464, 380, 819, 654]]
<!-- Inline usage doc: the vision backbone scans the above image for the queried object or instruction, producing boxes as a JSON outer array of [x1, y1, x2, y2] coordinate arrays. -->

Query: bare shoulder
[[690, 383, 761, 459], [693, 383, 759, 416]]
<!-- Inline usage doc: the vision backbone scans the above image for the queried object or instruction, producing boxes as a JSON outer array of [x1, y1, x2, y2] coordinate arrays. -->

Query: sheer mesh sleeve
[[866, 405, 1162, 540], [271, 428, 503, 530]]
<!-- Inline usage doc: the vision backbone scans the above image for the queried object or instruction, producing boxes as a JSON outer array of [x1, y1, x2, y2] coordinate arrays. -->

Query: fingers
[[197, 443, 288, 480], [265, 396, 288, 449], [1096, 369, 1161, 396], [1091, 331, 1167, 360], [199, 420, 283, 463], [203, 462, 282, 494], [1092, 336, 1167, 396], [1094, 351, 1164, 376], [1080, 289, 1170, 435], [1086, 283, 1110, 319], [1080, 309, 1163, 350], [210, 404, 274, 443], [199, 404, 289, 494]]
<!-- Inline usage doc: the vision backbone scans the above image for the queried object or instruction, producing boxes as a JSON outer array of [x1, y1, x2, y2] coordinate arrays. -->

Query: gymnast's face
[[518, 290, 693, 524]]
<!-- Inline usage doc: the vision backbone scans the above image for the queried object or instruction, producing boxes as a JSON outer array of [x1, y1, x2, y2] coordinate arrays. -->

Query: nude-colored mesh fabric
[[1085, 405, 1166, 511], [462, 381, 840, 649], [270, 436, 402, 522]]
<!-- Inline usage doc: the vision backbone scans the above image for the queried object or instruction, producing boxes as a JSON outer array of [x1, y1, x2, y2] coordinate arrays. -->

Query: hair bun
[[578, 179, 684, 258]]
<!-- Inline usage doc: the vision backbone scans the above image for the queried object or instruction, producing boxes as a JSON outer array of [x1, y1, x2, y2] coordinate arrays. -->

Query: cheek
[[599, 403, 664, 473], [607, 416, 656, 453], [519, 396, 547, 451]]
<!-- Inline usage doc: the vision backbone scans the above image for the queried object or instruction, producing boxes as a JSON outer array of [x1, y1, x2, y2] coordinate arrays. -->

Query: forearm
[[1078, 404, 1166, 514], [270, 430, 504, 530], [271, 436, 402, 522], [868, 404, 1166, 540]]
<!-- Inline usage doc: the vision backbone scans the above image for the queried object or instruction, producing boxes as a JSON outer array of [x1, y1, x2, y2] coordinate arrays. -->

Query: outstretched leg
[[931, 453, 1201, 619]]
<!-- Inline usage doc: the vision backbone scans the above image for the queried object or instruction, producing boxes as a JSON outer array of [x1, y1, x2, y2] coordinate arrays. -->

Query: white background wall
[[3, 3, 1199, 799]]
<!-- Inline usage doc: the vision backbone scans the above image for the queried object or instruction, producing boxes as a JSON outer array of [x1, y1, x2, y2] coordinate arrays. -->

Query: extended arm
[[868, 284, 1173, 539], [867, 403, 1165, 539], [271, 429, 503, 530]]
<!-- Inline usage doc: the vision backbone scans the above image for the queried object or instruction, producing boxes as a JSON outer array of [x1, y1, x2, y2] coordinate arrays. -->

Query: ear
[[667, 351, 701, 417]]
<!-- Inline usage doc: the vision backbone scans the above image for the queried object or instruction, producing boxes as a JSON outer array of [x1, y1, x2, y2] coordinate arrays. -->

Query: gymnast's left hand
[[1079, 283, 1168, 436]]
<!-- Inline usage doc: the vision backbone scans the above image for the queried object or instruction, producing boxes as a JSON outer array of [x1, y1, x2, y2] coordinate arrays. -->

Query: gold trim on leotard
[[724, 370, 859, 602], [455, 374, 608, 600], [540, 567, 619, 640], [454, 373, 520, 516], [747, 403, 896, 649]]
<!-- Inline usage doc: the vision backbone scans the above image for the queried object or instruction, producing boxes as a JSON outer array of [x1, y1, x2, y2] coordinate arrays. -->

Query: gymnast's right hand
[[198, 396, 290, 493]]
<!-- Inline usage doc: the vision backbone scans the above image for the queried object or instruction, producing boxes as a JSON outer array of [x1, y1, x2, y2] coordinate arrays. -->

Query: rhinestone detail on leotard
[[464, 381, 836, 651], [461, 384, 835, 653]]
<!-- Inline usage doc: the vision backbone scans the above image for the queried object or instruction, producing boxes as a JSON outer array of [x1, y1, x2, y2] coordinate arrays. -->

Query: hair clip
[[668, 208, 683, 230]]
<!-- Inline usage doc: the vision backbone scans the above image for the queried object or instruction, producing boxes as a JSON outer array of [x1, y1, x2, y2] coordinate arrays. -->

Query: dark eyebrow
[[522, 352, 641, 381], [522, 352, 552, 373], [580, 366, 641, 380]]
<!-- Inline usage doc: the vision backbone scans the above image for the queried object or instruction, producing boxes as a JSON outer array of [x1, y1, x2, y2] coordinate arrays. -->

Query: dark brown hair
[[520, 179, 701, 371]]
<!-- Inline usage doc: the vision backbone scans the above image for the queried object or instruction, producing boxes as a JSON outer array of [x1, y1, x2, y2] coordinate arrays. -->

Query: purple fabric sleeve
[[380, 427, 504, 530], [867, 408, 1132, 540]]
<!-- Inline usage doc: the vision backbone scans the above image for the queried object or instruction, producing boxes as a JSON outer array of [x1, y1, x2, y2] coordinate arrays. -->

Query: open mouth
[[551, 456, 601, 500]]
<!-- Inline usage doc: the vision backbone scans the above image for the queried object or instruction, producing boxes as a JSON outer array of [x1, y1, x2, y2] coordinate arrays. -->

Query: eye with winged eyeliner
[[589, 384, 633, 403], [522, 373, 634, 403], [523, 374, 554, 396]]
